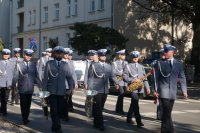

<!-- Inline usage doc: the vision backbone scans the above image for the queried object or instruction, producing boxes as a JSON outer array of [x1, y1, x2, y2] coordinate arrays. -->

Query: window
[[66, 0, 71, 17], [28, 11, 31, 26], [72, 0, 78, 16], [32, 10, 36, 25], [98, 0, 104, 10], [89, 0, 95, 12], [43, 36, 48, 50], [54, 3, 59, 20], [66, 33, 70, 47], [43, 7, 48, 23]]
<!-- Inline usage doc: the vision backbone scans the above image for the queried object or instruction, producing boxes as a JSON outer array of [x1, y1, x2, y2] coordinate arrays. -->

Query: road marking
[[184, 110, 200, 113]]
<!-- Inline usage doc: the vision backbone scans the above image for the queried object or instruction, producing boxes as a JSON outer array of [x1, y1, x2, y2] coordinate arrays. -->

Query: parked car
[[73, 60, 86, 88]]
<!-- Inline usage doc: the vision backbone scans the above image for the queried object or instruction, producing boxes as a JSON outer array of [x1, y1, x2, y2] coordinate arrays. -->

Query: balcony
[[17, 0, 24, 8]]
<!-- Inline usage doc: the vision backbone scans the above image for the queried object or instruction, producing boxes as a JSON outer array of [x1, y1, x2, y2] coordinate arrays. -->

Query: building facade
[[0, 0, 11, 49], [11, 0, 111, 59], [10, 0, 193, 60], [113, 0, 193, 60]]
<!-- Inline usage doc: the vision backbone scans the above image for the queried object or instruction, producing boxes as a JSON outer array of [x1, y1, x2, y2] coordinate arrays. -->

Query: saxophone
[[117, 75, 123, 80], [128, 70, 152, 92]]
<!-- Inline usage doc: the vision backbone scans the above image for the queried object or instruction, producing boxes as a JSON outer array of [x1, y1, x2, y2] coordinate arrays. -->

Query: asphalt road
[[1, 87, 200, 133]]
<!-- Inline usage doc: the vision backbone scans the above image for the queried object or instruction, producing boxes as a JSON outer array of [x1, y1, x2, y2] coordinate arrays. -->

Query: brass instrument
[[37, 91, 50, 119], [128, 71, 152, 92], [117, 75, 123, 80], [83, 89, 98, 118]]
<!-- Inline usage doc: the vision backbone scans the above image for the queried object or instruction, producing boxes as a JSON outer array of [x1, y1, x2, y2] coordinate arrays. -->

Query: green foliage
[[69, 23, 128, 55], [0, 37, 3, 52]]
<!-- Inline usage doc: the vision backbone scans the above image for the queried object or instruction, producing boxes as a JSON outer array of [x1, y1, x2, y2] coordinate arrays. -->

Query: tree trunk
[[191, 14, 200, 81]]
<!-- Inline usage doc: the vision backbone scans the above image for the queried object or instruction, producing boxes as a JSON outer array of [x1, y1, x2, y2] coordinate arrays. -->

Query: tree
[[0, 37, 4, 52], [48, 37, 59, 48], [132, 0, 200, 79], [69, 23, 128, 55]]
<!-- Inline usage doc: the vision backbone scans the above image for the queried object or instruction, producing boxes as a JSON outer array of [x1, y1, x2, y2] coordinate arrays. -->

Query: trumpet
[[128, 70, 152, 92]]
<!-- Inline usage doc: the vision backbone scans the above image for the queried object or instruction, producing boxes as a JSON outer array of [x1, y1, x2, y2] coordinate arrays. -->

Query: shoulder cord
[[41, 57, 45, 66], [92, 64, 104, 78], [126, 64, 138, 78], [113, 61, 123, 74], [17, 64, 27, 77], [0, 61, 6, 75], [158, 61, 171, 78], [47, 63, 59, 78]]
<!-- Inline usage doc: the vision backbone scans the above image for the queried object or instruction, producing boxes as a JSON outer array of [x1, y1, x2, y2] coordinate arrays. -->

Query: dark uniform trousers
[[93, 93, 107, 128], [49, 94, 64, 131], [63, 91, 71, 119], [127, 92, 142, 124], [68, 91, 73, 111], [160, 98, 174, 133], [0, 87, 10, 114], [20, 93, 32, 122], [116, 86, 126, 112]]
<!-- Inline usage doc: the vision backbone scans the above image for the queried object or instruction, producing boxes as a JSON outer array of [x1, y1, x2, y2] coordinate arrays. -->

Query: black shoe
[[116, 110, 124, 115], [51, 127, 57, 132], [93, 124, 99, 129], [99, 126, 105, 131], [10, 102, 14, 105], [127, 119, 134, 124], [23, 120, 30, 125], [15, 102, 20, 105], [63, 116, 69, 121], [1, 112, 7, 116], [137, 122, 144, 127], [68, 108, 74, 112]]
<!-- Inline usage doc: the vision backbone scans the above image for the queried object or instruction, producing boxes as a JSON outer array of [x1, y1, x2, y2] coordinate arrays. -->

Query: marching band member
[[112, 49, 128, 115], [10, 48, 23, 105], [12, 49, 42, 125], [152, 44, 187, 133], [43, 46, 74, 133], [151, 49, 165, 120], [62, 48, 77, 120], [67, 49, 78, 112], [0, 49, 15, 116], [87, 49, 116, 131], [123, 51, 150, 127], [84, 50, 98, 89], [37, 48, 53, 82]]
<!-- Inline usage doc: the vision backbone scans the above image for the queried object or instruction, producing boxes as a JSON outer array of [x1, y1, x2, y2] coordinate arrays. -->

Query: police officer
[[62, 48, 77, 120], [84, 50, 99, 89], [43, 46, 74, 133], [67, 49, 78, 112], [45, 48, 53, 59], [112, 49, 128, 115], [12, 49, 42, 125], [10, 48, 23, 105], [123, 51, 150, 127], [152, 44, 187, 133], [37, 48, 53, 82], [87, 49, 116, 131], [151, 49, 165, 120], [0, 49, 15, 116]]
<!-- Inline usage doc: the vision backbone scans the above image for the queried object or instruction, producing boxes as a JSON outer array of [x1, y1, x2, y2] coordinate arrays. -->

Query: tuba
[[128, 70, 152, 92], [37, 90, 50, 119], [83, 89, 98, 118]]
